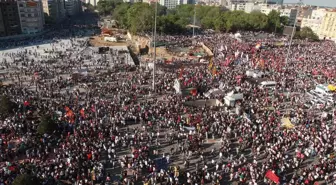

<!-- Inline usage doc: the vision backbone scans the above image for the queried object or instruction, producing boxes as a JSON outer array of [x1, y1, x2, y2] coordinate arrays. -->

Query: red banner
[[265, 170, 279, 184]]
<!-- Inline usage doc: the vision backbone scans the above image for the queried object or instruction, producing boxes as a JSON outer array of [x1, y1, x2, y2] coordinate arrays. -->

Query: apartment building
[[301, 8, 326, 36], [42, 0, 66, 22], [17, 0, 44, 34], [0, 0, 22, 37], [320, 10, 336, 39], [64, 0, 81, 16], [158, 0, 194, 9], [231, 2, 260, 13], [279, 8, 298, 26], [260, 5, 298, 26]]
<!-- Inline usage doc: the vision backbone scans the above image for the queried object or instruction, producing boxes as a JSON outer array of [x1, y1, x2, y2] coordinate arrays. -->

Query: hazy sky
[[284, 0, 336, 7]]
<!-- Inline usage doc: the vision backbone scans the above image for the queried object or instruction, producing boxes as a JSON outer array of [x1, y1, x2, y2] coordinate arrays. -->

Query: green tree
[[214, 13, 226, 32], [97, 0, 123, 16], [0, 95, 17, 120], [12, 174, 41, 185], [267, 10, 281, 32], [127, 3, 153, 34], [200, 7, 220, 29], [83, 3, 96, 12], [103, 1, 296, 35], [37, 115, 58, 135], [112, 3, 130, 28], [295, 27, 319, 41], [158, 14, 184, 34]]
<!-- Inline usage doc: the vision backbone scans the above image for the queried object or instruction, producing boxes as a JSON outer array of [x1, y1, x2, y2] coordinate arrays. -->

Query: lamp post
[[193, 5, 196, 37], [152, 0, 158, 91], [285, 1, 302, 65]]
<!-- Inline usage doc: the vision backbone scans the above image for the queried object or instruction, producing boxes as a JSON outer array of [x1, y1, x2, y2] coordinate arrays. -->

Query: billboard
[[283, 26, 296, 36], [26, 1, 38, 7]]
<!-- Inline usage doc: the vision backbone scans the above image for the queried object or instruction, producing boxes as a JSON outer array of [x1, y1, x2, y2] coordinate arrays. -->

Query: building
[[64, 0, 81, 16], [125, 0, 142, 3], [230, 2, 260, 13], [159, 0, 178, 9], [279, 8, 298, 26], [265, 0, 283, 5], [0, 0, 22, 37], [260, 5, 298, 26], [219, 0, 227, 6], [85, 0, 94, 6], [301, 8, 326, 36], [296, 6, 314, 26], [42, 0, 66, 23], [179, 0, 195, 5], [159, 0, 194, 9], [0, 8, 4, 36], [17, 0, 44, 34], [320, 10, 336, 39]]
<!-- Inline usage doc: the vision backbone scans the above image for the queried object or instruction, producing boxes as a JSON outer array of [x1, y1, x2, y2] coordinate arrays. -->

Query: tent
[[281, 117, 295, 129]]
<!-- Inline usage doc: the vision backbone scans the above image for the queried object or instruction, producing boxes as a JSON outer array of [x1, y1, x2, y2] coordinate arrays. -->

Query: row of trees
[[96, 0, 320, 40], [96, 0, 291, 34]]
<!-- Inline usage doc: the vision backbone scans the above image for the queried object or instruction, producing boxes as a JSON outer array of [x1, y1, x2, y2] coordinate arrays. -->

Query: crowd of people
[[0, 18, 335, 185]]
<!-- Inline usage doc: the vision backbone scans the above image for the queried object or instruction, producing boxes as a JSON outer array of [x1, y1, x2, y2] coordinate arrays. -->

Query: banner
[[265, 170, 279, 184], [26, 1, 38, 7]]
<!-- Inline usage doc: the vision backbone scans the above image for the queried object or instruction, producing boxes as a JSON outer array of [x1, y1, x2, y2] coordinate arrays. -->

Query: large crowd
[[0, 18, 335, 185]]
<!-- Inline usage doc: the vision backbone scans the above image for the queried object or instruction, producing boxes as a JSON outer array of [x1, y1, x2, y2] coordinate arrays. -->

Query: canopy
[[281, 117, 295, 129]]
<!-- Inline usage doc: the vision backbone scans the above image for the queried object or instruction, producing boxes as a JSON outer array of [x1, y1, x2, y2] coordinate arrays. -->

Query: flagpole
[[152, 0, 157, 91]]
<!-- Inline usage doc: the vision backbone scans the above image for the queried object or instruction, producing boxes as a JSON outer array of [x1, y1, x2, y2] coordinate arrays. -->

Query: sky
[[284, 0, 336, 7]]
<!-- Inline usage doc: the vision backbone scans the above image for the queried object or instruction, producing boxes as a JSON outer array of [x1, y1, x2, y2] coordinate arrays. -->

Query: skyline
[[284, 0, 336, 7]]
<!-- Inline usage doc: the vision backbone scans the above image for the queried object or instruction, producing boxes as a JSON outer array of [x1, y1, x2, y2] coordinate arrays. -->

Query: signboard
[[283, 26, 296, 36], [26, 1, 38, 7]]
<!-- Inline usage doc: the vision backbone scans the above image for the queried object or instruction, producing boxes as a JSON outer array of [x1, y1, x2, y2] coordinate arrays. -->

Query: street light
[[285, 1, 302, 65], [152, 0, 158, 91], [193, 5, 196, 37]]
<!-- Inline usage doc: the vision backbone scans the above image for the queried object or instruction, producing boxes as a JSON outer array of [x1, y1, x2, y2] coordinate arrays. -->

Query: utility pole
[[285, 0, 303, 65], [152, 0, 158, 91]]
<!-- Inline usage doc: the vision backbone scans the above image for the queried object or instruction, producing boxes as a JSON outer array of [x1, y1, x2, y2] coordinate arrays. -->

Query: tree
[[295, 27, 319, 41], [101, 1, 298, 35], [112, 3, 130, 28], [37, 115, 58, 135], [248, 11, 268, 31], [97, 0, 123, 16], [158, 14, 184, 34], [12, 174, 41, 185], [267, 10, 281, 33], [214, 13, 226, 32], [0, 95, 17, 120], [83, 3, 96, 12], [126, 3, 154, 34]]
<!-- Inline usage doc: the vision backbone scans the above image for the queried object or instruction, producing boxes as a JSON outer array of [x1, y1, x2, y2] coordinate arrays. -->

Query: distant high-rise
[[320, 10, 336, 39], [64, 0, 81, 16], [17, 0, 45, 34], [42, 0, 66, 23], [0, 0, 22, 37], [159, 0, 194, 9], [253, 0, 283, 4], [266, 0, 283, 5]]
